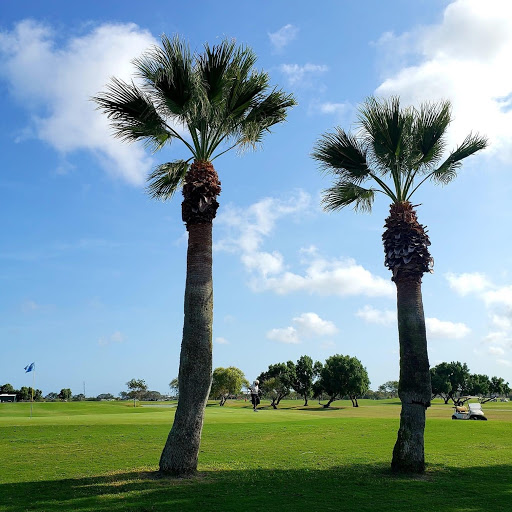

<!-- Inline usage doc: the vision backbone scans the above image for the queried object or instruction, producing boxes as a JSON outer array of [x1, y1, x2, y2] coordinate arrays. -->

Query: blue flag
[[24, 362, 35, 373]]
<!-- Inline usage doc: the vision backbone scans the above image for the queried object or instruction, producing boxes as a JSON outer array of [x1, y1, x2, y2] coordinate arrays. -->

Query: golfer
[[250, 380, 260, 412]]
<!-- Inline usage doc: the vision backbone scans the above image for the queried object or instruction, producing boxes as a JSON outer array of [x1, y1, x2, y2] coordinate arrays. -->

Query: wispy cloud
[[98, 331, 125, 346], [356, 304, 470, 339], [216, 193, 393, 299], [267, 312, 338, 345], [425, 317, 470, 340], [0, 20, 157, 184], [375, 0, 512, 161], [215, 337, 229, 345], [356, 305, 396, 326], [268, 24, 299, 51], [280, 63, 328, 86]]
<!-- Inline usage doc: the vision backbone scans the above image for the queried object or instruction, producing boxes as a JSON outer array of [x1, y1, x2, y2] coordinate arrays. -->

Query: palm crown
[[93, 35, 296, 199], [312, 97, 487, 212]]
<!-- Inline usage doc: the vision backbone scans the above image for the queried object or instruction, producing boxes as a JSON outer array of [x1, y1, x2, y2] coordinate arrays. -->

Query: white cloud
[[259, 255, 394, 297], [483, 331, 512, 346], [280, 63, 328, 86], [216, 192, 394, 299], [266, 326, 300, 344], [0, 20, 157, 185], [268, 24, 299, 51], [98, 331, 125, 346], [491, 314, 512, 331], [292, 312, 338, 337], [356, 305, 396, 326], [375, 0, 512, 161], [317, 102, 349, 115], [497, 359, 512, 367], [445, 272, 492, 296], [488, 346, 505, 356], [215, 337, 229, 345], [483, 286, 512, 309], [425, 317, 470, 339], [267, 312, 338, 344]]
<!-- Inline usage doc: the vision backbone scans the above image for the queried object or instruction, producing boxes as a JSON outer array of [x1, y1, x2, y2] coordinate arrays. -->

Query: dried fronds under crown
[[383, 202, 433, 281], [182, 161, 221, 226]]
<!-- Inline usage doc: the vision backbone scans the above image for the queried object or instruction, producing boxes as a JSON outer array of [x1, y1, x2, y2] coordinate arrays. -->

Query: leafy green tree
[[466, 374, 490, 397], [45, 392, 58, 401], [319, 354, 369, 407], [258, 362, 295, 409], [143, 390, 163, 401], [313, 97, 486, 473], [378, 381, 399, 398], [430, 365, 452, 403], [489, 376, 510, 397], [210, 367, 247, 406], [169, 377, 179, 399], [291, 355, 317, 406], [94, 35, 294, 476], [97, 393, 115, 400], [126, 379, 147, 407], [0, 383, 15, 394], [58, 388, 72, 401]]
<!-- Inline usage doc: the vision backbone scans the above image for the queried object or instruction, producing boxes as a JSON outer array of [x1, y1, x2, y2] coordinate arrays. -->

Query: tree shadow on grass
[[1, 463, 511, 512]]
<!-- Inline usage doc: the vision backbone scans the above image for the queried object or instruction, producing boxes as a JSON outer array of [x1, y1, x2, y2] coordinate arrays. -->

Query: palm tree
[[93, 35, 295, 476], [312, 97, 486, 473]]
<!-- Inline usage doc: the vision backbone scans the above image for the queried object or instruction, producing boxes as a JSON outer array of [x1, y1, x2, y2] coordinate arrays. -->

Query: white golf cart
[[452, 401, 487, 421]]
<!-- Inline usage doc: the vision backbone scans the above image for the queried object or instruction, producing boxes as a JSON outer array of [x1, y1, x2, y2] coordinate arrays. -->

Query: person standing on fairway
[[250, 380, 260, 412]]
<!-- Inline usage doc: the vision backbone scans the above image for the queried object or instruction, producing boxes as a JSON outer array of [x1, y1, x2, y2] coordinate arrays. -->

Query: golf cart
[[452, 399, 487, 421]]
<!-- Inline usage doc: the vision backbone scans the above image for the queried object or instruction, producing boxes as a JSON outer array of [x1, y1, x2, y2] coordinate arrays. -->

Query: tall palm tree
[[94, 35, 295, 476], [312, 97, 486, 473]]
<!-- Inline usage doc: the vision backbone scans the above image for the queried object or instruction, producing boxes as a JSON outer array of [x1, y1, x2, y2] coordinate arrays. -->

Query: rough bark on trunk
[[159, 161, 220, 476], [391, 275, 431, 473], [384, 202, 432, 474], [323, 396, 336, 408]]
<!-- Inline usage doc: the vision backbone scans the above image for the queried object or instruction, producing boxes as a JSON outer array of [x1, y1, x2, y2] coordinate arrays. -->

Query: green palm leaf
[[312, 128, 370, 182], [413, 100, 451, 167], [146, 160, 189, 200], [134, 35, 194, 119], [93, 78, 170, 150], [430, 132, 488, 185], [321, 181, 376, 212]]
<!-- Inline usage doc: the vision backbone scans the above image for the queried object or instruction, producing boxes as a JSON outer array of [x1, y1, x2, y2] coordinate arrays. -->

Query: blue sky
[[2, 0, 512, 397]]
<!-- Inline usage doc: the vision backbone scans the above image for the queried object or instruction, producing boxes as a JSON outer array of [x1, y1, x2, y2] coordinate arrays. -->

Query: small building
[[0, 394, 17, 403]]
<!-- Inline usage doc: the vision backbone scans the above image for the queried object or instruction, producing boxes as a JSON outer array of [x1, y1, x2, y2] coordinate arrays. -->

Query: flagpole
[[30, 367, 35, 419]]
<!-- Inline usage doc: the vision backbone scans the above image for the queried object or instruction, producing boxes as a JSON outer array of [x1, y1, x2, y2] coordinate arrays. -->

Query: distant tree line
[[0, 383, 42, 401], [255, 354, 370, 409], [430, 361, 510, 404]]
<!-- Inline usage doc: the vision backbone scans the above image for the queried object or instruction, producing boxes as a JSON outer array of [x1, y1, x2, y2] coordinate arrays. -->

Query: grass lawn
[[0, 399, 511, 511]]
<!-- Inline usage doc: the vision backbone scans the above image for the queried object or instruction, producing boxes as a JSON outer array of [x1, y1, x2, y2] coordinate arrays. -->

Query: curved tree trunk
[[383, 202, 432, 473], [391, 275, 431, 473], [159, 161, 220, 476]]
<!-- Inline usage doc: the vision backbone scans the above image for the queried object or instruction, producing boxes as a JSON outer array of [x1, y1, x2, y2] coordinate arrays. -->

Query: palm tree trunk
[[159, 221, 213, 475], [391, 274, 431, 473]]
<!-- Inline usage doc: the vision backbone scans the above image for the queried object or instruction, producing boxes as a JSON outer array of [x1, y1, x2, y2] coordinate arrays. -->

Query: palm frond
[[321, 181, 376, 212], [412, 100, 451, 168], [198, 40, 238, 104], [312, 128, 370, 183], [92, 78, 170, 151], [430, 132, 488, 184], [133, 34, 194, 118], [358, 96, 413, 172], [146, 160, 189, 200], [235, 89, 296, 149]]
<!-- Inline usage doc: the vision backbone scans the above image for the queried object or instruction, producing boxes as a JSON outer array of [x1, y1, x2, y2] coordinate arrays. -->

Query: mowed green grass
[[1, 399, 511, 512]]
